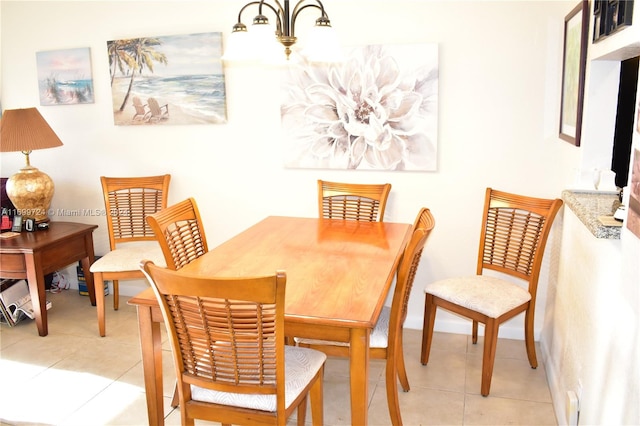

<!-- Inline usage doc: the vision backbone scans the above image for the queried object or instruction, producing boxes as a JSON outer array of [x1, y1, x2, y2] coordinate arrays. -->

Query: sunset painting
[[36, 47, 95, 106]]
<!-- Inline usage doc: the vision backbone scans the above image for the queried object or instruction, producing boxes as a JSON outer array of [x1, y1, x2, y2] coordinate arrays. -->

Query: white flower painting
[[281, 44, 438, 171]]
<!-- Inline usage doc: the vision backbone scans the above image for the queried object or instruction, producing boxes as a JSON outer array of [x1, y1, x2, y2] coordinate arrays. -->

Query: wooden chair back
[[141, 261, 291, 421], [100, 175, 171, 249], [388, 208, 436, 347], [477, 188, 563, 298], [146, 198, 208, 271], [318, 179, 391, 221]]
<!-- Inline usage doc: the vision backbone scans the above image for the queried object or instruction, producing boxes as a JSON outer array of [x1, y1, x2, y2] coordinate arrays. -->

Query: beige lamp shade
[[0, 108, 63, 223]]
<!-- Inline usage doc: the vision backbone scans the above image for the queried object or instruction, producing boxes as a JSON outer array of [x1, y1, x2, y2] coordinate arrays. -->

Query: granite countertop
[[561, 190, 622, 239]]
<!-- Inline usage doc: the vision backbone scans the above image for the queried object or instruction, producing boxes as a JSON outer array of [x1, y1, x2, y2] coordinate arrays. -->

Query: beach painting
[[281, 44, 439, 171], [108, 32, 227, 125], [36, 47, 95, 106]]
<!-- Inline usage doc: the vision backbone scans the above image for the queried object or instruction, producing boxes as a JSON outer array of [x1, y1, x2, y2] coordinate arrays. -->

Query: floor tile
[[0, 290, 558, 425]]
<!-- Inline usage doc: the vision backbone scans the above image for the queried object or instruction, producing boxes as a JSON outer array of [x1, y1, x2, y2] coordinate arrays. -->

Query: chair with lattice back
[[421, 187, 563, 396], [141, 261, 326, 426], [145, 197, 210, 409], [90, 174, 170, 336], [145, 197, 208, 271], [318, 179, 391, 222]]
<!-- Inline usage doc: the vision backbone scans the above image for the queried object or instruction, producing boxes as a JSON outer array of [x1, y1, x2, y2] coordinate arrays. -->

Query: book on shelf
[[77, 258, 109, 296], [0, 279, 52, 326]]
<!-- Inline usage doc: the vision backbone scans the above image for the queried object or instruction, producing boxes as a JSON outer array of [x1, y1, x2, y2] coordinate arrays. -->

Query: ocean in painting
[[112, 73, 227, 125], [38, 78, 94, 105]]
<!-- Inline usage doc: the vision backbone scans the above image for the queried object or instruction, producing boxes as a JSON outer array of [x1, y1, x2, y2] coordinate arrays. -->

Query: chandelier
[[223, 0, 341, 62]]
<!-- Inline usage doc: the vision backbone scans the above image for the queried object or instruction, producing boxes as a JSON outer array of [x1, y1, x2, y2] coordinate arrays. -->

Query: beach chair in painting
[[147, 97, 169, 122], [132, 97, 150, 121]]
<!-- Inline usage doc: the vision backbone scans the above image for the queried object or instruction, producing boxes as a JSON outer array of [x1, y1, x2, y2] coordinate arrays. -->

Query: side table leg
[[80, 233, 96, 306], [24, 252, 48, 337]]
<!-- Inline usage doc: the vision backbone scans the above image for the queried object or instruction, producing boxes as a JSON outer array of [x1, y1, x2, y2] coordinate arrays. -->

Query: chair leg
[[171, 383, 179, 408], [481, 318, 499, 396], [524, 305, 538, 368], [310, 365, 324, 426], [385, 353, 403, 426], [113, 279, 119, 310], [94, 272, 107, 337], [296, 394, 308, 426], [420, 293, 436, 364], [472, 320, 479, 344], [395, 332, 410, 392]]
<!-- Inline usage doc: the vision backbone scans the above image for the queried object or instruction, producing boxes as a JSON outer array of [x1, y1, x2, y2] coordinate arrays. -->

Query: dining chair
[[318, 179, 392, 221], [145, 197, 208, 271], [141, 261, 326, 426], [421, 188, 563, 396], [297, 207, 435, 426], [90, 175, 170, 336], [145, 197, 208, 408]]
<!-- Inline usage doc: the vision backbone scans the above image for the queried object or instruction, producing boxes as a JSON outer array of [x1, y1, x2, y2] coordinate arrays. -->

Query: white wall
[[0, 0, 575, 340], [540, 1, 640, 424]]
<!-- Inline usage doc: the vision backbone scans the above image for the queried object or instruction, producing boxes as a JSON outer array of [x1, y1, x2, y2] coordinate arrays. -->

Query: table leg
[[24, 252, 48, 337], [137, 304, 165, 426], [350, 327, 370, 425], [80, 234, 96, 306]]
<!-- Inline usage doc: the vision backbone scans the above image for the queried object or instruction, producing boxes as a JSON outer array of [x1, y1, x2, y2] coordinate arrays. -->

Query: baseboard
[[540, 338, 567, 425]]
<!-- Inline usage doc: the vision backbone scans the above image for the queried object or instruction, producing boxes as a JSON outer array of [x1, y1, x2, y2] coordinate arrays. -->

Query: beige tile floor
[[0, 290, 557, 425]]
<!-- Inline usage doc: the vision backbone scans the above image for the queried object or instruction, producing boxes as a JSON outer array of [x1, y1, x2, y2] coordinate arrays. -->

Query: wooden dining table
[[129, 215, 411, 426]]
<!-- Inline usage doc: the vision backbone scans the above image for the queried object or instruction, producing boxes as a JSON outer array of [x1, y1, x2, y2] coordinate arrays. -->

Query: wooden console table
[[0, 222, 98, 336]]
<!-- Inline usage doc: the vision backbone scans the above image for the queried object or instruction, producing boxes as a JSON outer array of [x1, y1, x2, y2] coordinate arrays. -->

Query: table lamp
[[0, 108, 63, 223]]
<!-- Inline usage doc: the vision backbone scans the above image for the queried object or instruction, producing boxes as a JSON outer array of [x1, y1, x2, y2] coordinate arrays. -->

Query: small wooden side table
[[0, 222, 98, 336]]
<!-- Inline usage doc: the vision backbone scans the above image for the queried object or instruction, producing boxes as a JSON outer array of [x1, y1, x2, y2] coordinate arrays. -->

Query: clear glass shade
[[301, 25, 342, 63], [222, 23, 285, 63]]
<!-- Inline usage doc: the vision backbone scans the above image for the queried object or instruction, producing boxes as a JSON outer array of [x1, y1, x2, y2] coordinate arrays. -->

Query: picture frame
[[593, 0, 635, 42], [36, 47, 95, 106], [559, 1, 589, 146], [281, 43, 439, 171], [107, 32, 227, 126]]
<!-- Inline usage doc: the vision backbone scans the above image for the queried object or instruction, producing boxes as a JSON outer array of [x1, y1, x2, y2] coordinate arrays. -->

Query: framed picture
[[281, 43, 439, 171], [107, 32, 227, 126], [559, 1, 589, 146], [593, 0, 635, 42], [627, 149, 640, 239], [36, 47, 95, 106]]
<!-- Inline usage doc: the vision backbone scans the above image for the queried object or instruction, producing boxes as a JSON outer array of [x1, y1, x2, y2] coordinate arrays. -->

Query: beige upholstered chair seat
[[191, 346, 326, 412], [90, 244, 166, 273], [425, 276, 531, 318], [296, 305, 391, 349]]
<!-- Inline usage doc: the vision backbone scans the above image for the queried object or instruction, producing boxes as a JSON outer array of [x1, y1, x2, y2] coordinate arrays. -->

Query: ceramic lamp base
[[6, 165, 54, 223]]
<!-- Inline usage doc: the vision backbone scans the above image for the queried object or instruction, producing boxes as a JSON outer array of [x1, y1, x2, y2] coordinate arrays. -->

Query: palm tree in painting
[[107, 39, 136, 87], [107, 38, 168, 111]]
